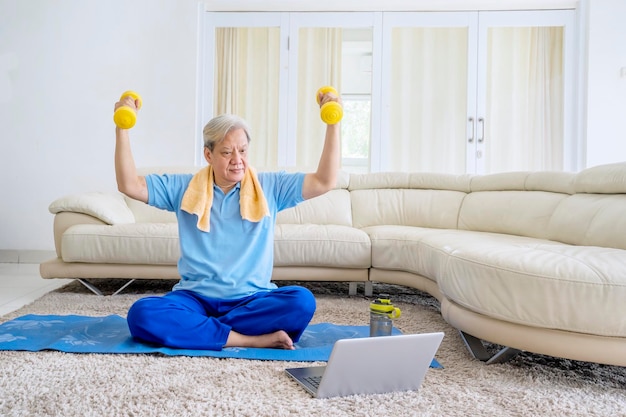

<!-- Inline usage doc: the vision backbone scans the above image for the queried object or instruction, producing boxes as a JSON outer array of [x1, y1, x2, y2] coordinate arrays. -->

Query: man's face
[[204, 128, 249, 189]]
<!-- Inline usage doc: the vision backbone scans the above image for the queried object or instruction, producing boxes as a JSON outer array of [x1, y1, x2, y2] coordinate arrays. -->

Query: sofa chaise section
[[349, 166, 626, 366]]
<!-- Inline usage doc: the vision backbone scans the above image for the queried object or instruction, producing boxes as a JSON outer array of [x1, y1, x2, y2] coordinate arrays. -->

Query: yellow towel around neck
[[180, 165, 270, 232]]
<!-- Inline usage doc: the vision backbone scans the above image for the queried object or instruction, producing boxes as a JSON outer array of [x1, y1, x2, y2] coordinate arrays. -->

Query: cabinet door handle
[[478, 117, 485, 143], [468, 117, 474, 143]]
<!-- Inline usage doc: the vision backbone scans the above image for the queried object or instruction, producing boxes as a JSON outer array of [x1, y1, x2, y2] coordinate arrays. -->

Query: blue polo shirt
[[145, 171, 305, 299]]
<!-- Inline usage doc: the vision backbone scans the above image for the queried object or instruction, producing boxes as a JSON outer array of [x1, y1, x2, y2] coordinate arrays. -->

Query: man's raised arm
[[302, 90, 342, 200], [114, 96, 148, 203]]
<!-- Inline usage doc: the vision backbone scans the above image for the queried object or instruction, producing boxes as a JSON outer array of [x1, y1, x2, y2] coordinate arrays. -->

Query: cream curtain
[[485, 27, 564, 173], [296, 28, 343, 168], [214, 27, 280, 168], [388, 28, 469, 174]]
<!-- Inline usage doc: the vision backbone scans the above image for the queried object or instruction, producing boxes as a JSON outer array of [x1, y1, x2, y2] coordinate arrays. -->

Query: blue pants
[[127, 286, 316, 351]]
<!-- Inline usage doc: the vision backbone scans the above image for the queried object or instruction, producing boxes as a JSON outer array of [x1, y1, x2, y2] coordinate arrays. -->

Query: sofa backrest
[[127, 162, 626, 250], [396, 166, 626, 249], [458, 171, 576, 240], [348, 164, 626, 250], [277, 171, 351, 225], [348, 172, 470, 229], [548, 162, 626, 250], [276, 189, 353, 226], [125, 196, 178, 223]]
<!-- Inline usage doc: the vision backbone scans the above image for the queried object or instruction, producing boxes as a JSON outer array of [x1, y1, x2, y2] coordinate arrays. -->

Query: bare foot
[[224, 330, 295, 350]]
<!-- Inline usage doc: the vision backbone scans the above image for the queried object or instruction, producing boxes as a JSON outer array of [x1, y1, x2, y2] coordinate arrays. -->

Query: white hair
[[202, 114, 251, 151]]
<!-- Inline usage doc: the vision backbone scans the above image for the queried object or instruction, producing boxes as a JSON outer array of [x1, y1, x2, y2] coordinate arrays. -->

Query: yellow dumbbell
[[113, 90, 142, 129], [316, 86, 343, 125]]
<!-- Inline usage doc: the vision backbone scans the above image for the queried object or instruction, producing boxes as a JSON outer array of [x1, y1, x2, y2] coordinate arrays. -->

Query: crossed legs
[[127, 285, 316, 351]]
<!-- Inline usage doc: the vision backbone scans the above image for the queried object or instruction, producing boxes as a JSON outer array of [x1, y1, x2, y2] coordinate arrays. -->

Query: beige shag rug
[[0, 279, 624, 417]]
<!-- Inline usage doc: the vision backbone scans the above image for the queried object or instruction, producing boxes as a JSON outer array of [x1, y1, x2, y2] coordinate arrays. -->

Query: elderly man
[[113, 92, 341, 350]]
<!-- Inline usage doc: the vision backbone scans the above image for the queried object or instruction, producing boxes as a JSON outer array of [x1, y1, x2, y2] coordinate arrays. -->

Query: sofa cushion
[[277, 189, 352, 226], [62, 222, 371, 269], [458, 190, 567, 240], [548, 194, 626, 250], [469, 171, 576, 194], [274, 224, 371, 268], [349, 171, 472, 192], [49, 192, 135, 225], [351, 189, 466, 229], [574, 161, 626, 194], [436, 232, 626, 338], [125, 196, 177, 223], [61, 223, 179, 264], [364, 225, 449, 282]]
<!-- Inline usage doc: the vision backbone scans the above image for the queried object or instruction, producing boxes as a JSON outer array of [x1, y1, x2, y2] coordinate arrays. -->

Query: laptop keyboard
[[303, 375, 322, 389]]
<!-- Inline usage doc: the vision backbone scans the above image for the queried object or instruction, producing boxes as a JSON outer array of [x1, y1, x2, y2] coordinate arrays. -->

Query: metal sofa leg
[[77, 279, 104, 296], [111, 279, 138, 296], [459, 330, 522, 364], [77, 278, 137, 296], [485, 346, 522, 365], [349, 282, 357, 295], [364, 281, 373, 296], [347, 282, 372, 296]]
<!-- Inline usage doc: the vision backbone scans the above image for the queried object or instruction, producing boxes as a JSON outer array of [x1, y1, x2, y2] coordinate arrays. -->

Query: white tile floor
[[0, 263, 72, 316]]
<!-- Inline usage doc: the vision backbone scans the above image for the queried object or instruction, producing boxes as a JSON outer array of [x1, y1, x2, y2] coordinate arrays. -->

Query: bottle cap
[[370, 294, 401, 318]]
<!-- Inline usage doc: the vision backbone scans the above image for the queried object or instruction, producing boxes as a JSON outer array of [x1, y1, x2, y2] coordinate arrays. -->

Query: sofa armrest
[[51, 212, 109, 258], [49, 192, 135, 225]]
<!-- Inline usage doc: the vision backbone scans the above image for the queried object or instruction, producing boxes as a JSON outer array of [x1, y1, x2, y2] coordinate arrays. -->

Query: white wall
[[584, 0, 626, 167], [0, 0, 624, 252], [0, 0, 200, 252]]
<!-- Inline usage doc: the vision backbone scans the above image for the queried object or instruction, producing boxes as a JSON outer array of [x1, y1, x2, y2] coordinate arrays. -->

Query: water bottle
[[369, 294, 401, 337]]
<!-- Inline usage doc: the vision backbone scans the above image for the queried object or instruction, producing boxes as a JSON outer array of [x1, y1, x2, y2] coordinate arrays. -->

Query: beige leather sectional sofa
[[40, 163, 626, 367]]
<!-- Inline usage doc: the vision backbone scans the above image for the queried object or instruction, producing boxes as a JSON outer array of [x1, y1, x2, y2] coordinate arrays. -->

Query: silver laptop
[[285, 332, 444, 398]]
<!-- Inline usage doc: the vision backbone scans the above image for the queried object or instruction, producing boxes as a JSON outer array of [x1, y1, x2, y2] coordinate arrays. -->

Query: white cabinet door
[[200, 12, 287, 168], [380, 12, 477, 174], [379, 10, 576, 174], [475, 10, 577, 174]]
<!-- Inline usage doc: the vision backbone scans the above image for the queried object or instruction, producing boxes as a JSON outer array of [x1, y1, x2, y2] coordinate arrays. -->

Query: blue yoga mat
[[0, 314, 441, 367]]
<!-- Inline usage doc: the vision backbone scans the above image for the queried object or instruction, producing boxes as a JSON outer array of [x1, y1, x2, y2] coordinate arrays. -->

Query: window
[[341, 97, 371, 173]]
